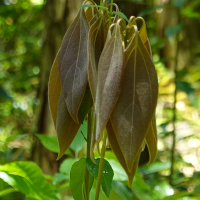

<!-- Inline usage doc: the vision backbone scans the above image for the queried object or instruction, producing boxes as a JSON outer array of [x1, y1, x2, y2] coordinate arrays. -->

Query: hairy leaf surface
[[59, 9, 89, 123], [110, 32, 158, 172], [95, 23, 125, 145]]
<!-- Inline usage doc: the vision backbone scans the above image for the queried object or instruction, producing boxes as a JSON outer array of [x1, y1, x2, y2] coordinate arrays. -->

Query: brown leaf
[[107, 120, 140, 186], [94, 22, 125, 146], [56, 91, 81, 160], [145, 114, 157, 165], [59, 9, 89, 124], [88, 17, 103, 101], [110, 31, 158, 172], [48, 51, 80, 160], [48, 51, 61, 128]]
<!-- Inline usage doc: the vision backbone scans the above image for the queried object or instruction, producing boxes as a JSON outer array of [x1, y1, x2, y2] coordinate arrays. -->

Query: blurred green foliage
[[0, 0, 200, 199]]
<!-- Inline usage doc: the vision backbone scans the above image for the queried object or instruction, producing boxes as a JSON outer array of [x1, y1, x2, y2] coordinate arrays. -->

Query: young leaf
[[59, 8, 89, 123], [48, 51, 61, 128], [88, 16, 104, 101], [48, 50, 81, 159], [94, 22, 125, 147], [113, 11, 129, 22], [110, 31, 158, 172], [145, 114, 157, 165], [86, 157, 114, 197], [56, 92, 81, 160], [70, 158, 86, 200], [106, 120, 140, 186]]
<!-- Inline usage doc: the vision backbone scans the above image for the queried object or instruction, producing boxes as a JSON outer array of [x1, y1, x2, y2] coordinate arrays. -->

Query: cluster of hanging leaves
[[48, 0, 158, 186]]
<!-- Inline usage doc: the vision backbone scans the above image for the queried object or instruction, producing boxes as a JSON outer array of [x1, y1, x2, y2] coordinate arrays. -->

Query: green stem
[[108, 0, 114, 27], [85, 110, 92, 200], [169, 6, 180, 186], [95, 131, 107, 200]]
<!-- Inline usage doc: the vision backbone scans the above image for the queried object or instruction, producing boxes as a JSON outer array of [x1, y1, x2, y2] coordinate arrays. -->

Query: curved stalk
[[95, 131, 107, 200]]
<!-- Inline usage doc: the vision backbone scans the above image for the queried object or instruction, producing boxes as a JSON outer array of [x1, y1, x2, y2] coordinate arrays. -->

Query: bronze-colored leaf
[[56, 91, 81, 160], [59, 8, 89, 124], [107, 120, 140, 186], [48, 51, 81, 159], [48, 51, 61, 128], [95, 22, 125, 145], [145, 114, 157, 165], [88, 17, 103, 101], [110, 31, 158, 172]]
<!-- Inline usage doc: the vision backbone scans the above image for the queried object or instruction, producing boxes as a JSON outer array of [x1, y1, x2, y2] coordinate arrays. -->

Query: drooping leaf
[[106, 120, 140, 186], [88, 16, 104, 101], [110, 31, 158, 172], [86, 157, 114, 197], [94, 21, 125, 147], [56, 92, 81, 159], [59, 8, 89, 123], [70, 158, 86, 200], [0, 162, 59, 200], [79, 87, 93, 123], [145, 114, 157, 165], [48, 51, 61, 128], [48, 50, 81, 159]]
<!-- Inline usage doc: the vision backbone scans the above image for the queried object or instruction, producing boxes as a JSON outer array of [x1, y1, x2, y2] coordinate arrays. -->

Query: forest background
[[0, 0, 200, 199]]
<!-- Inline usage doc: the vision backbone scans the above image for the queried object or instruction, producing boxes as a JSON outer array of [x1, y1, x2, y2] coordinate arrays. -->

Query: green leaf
[[140, 161, 171, 175], [0, 161, 59, 200], [176, 81, 194, 95], [86, 157, 114, 197], [173, 0, 187, 9], [113, 12, 129, 22], [0, 188, 16, 197], [80, 4, 108, 10], [70, 121, 87, 153], [138, 5, 167, 17], [0, 87, 12, 101], [153, 181, 174, 198], [112, 181, 134, 200], [70, 158, 86, 200], [35, 134, 71, 155], [54, 173, 68, 183], [132, 171, 160, 200], [59, 158, 77, 179], [106, 159, 127, 181], [165, 24, 183, 38]]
